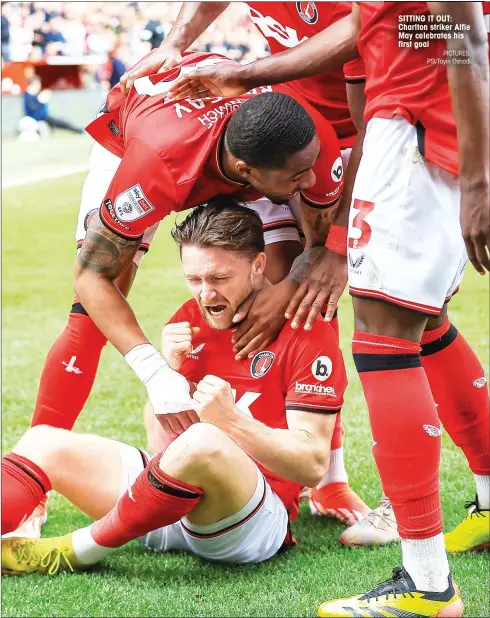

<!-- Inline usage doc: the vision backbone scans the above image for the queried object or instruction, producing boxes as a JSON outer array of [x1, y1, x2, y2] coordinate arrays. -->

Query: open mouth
[[205, 304, 227, 317]]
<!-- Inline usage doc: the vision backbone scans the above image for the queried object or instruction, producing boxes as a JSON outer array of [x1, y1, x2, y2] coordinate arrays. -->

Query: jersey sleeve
[[343, 56, 366, 83], [99, 137, 180, 239], [300, 108, 344, 208], [284, 322, 347, 414]]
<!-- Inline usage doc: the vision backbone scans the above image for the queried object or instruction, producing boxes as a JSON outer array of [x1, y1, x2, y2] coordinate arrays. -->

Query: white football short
[[115, 441, 289, 564], [76, 142, 310, 264], [347, 116, 466, 316]]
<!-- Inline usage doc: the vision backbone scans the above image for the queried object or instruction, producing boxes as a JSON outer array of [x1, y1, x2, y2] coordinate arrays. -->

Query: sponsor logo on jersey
[[186, 343, 205, 359], [330, 156, 343, 182], [296, 1, 318, 25], [104, 199, 130, 230], [108, 120, 121, 137], [250, 351, 275, 378], [348, 253, 364, 274], [231, 389, 261, 417], [473, 376, 487, 389], [311, 356, 332, 382], [295, 381, 337, 396], [423, 424, 442, 437], [84, 208, 98, 231], [114, 184, 156, 222]]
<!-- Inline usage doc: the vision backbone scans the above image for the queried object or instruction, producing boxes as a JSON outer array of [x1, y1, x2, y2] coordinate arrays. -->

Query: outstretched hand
[[120, 45, 183, 95], [231, 280, 298, 360], [167, 62, 249, 101], [285, 248, 348, 330]]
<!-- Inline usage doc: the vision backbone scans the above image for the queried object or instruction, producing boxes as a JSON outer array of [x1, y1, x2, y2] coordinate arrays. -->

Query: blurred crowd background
[[1, 1, 270, 141], [1, 1, 269, 91]]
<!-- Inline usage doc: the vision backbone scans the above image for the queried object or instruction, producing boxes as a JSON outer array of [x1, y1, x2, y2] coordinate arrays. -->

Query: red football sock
[[91, 456, 203, 548], [31, 307, 107, 429], [1, 453, 51, 534], [353, 331, 442, 539], [421, 318, 490, 475], [331, 413, 344, 450]]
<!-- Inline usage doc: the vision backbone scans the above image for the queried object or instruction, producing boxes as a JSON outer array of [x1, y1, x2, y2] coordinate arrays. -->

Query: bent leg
[[2, 425, 127, 533]]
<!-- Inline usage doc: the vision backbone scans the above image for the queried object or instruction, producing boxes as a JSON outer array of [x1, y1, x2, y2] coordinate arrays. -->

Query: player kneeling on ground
[[2, 201, 347, 574]]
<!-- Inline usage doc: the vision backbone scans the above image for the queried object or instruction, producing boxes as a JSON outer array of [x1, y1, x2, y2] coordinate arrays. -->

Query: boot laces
[[364, 567, 414, 603], [13, 542, 74, 575]]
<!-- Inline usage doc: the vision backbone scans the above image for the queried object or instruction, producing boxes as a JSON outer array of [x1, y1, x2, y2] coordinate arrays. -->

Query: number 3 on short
[[348, 199, 375, 249]]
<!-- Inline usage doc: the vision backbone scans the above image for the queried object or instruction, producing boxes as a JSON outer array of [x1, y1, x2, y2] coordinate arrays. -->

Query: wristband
[[125, 343, 168, 385], [325, 225, 348, 256]]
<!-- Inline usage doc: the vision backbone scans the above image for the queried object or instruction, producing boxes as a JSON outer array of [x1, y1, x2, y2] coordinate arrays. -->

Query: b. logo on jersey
[[114, 184, 155, 222], [250, 351, 275, 378], [311, 356, 332, 382], [331, 156, 343, 182], [296, 1, 318, 25]]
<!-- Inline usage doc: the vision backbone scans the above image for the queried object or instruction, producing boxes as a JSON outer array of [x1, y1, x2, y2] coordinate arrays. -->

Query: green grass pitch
[[2, 172, 489, 617]]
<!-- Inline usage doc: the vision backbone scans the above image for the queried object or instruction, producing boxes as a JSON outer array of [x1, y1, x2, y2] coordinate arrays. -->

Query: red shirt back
[[168, 298, 347, 521], [357, 1, 488, 176], [247, 1, 365, 148], [86, 52, 343, 240]]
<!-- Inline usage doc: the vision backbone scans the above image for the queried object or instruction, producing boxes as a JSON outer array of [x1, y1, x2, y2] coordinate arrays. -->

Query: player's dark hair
[[225, 92, 316, 169], [171, 196, 265, 260]]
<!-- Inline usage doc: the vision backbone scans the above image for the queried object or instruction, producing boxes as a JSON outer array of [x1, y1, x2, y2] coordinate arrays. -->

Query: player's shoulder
[[277, 315, 338, 353]]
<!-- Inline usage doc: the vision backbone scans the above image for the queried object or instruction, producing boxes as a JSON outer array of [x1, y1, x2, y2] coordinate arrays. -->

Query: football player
[[3, 201, 348, 574]]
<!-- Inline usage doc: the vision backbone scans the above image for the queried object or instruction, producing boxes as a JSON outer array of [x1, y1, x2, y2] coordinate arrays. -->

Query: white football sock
[[317, 447, 348, 488], [72, 525, 116, 565], [402, 533, 450, 592], [474, 474, 490, 509]]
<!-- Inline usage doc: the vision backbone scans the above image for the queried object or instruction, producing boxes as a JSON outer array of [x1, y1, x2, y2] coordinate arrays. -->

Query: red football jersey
[[86, 52, 343, 240], [357, 1, 487, 177], [168, 298, 347, 521], [247, 1, 365, 148]]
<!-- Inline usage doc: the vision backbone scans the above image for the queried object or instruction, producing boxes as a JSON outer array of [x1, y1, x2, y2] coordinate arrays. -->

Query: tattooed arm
[[300, 198, 339, 248], [74, 211, 149, 354]]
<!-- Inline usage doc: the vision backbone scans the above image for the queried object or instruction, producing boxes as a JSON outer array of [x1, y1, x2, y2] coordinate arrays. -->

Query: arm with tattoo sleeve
[[74, 211, 147, 355]]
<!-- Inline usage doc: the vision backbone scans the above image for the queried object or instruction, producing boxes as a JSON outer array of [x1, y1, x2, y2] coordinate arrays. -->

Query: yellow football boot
[[2, 534, 85, 575], [445, 497, 490, 554], [318, 567, 464, 617]]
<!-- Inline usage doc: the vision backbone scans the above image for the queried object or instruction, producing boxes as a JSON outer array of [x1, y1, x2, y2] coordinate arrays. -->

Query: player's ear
[[252, 252, 267, 278], [235, 159, 253, 181]]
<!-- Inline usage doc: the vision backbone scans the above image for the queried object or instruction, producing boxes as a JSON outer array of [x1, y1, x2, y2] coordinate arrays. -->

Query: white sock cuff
[[72, 525, 116, 565], [474, 474, 490, 509]]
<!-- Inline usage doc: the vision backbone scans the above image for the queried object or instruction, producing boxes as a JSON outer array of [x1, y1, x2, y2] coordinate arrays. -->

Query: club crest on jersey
[[250, 351, 275, 378], [296, 1, 318, 25], [114, 184, 155, 222]]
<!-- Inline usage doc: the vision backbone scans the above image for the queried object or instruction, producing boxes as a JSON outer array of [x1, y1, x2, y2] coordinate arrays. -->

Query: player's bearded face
[[247, 135, 320, 205], [182, 246, 265, 330]]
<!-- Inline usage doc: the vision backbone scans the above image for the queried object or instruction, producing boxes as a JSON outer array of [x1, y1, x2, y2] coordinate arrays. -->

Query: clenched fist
[[161, 322, 201, 370], [192, 375, 239, 429]]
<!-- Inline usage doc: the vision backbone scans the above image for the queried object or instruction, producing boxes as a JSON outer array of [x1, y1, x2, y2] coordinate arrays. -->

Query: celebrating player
[[119, 0, 370, 528], [17, 51, 369, 540], [2, 201, 347, 574], [32, 51, 344, 430], [158, 2, 490, 616]]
